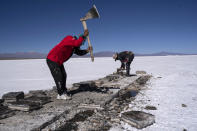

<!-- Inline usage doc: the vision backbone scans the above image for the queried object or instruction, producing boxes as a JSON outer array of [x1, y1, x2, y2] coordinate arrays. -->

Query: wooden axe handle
[[81, 20, 94, 62]]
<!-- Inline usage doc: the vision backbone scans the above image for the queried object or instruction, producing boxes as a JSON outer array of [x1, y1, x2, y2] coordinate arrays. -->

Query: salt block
[[0, 105, 15, 119], [105, 74, 120, 81], [24, 96, 51, 105], [145, 105, 157, 110], [121, 111, 155, 129], [95, 80, 104, 86], [28, 90, 47, 97], [2, 92, 24, 102], [0, 99, 4, 104], [136, 71, 147, 75], [72, 81, 97, 92], [119, 89, 138, 99], [73, 81, 96, 87], [136, 76, 151, 85], [7, 100, 41, 112]]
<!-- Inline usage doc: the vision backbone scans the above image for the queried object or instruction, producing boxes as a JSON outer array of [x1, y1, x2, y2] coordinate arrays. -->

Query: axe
[[80, 5, 100, 62]]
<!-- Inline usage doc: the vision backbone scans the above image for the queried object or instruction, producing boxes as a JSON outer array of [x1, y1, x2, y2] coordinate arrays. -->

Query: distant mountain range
[[0, 52, 46, 60], [0, 51, 196, 60]]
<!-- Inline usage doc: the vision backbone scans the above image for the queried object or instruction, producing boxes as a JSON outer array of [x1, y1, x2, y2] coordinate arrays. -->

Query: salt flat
[[111, 55, 197, 131], [0, 58, 119, 97], [0, 55, 197, 130]]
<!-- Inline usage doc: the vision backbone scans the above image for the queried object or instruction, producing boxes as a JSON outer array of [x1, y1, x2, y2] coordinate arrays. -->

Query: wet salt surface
[[111, 55, 197, 131]]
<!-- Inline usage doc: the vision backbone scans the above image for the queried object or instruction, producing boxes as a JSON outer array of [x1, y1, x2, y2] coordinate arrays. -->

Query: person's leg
[[126, 62, 131, 76], [126, 53, 134, 76], [60, 65, 67, 93], [46, 59, 65, 95]]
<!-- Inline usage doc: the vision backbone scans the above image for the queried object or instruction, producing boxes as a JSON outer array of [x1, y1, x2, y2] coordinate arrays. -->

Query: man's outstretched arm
[[74, 47, 89, 56], [73, 30, 89, 47]]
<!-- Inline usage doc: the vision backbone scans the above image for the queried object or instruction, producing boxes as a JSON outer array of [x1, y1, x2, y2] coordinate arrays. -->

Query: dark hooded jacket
[[115, 51, 134, 68]]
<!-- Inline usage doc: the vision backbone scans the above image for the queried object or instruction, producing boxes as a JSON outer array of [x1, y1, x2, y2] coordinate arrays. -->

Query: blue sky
[[0, 0, 197, 54]]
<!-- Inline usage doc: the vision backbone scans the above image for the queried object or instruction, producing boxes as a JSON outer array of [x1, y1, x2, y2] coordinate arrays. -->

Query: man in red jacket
[[47, 30, 90, 100]]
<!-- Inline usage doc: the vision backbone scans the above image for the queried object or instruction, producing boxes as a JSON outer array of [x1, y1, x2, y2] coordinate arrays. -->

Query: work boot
[[57, 92, 71, 100], [126, 74, 130, 77]]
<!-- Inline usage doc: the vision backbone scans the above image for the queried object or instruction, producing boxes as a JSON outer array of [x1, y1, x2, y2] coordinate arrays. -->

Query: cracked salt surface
[[0, 56, 197, 130], [111, 55, 197, 131]]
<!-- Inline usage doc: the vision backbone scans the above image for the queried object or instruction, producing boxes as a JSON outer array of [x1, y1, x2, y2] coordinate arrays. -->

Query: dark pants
[[126, 62, 131, 75], [126, 53, 134, 75], [47, 59, 67, 95]]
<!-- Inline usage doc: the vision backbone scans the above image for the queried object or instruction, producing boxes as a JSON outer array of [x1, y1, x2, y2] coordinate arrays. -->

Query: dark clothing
[[47, 35, 86, 65], [73, 47, 88, 56], [115, 51, 134, 75], [47, 47, 88, 95], [47, 59, 67, 95]]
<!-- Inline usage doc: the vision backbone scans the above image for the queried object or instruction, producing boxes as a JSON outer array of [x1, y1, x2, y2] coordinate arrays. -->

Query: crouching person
[[46, 30, 91, 100], [113, 51, 134, 76]]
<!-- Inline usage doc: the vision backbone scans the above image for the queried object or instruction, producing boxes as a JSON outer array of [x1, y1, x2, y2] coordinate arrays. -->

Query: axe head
[[82, 5, 100, 20]]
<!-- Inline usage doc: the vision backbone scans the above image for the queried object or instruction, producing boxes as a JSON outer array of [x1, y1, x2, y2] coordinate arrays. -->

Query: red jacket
[[47, 35, 85, 65]]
